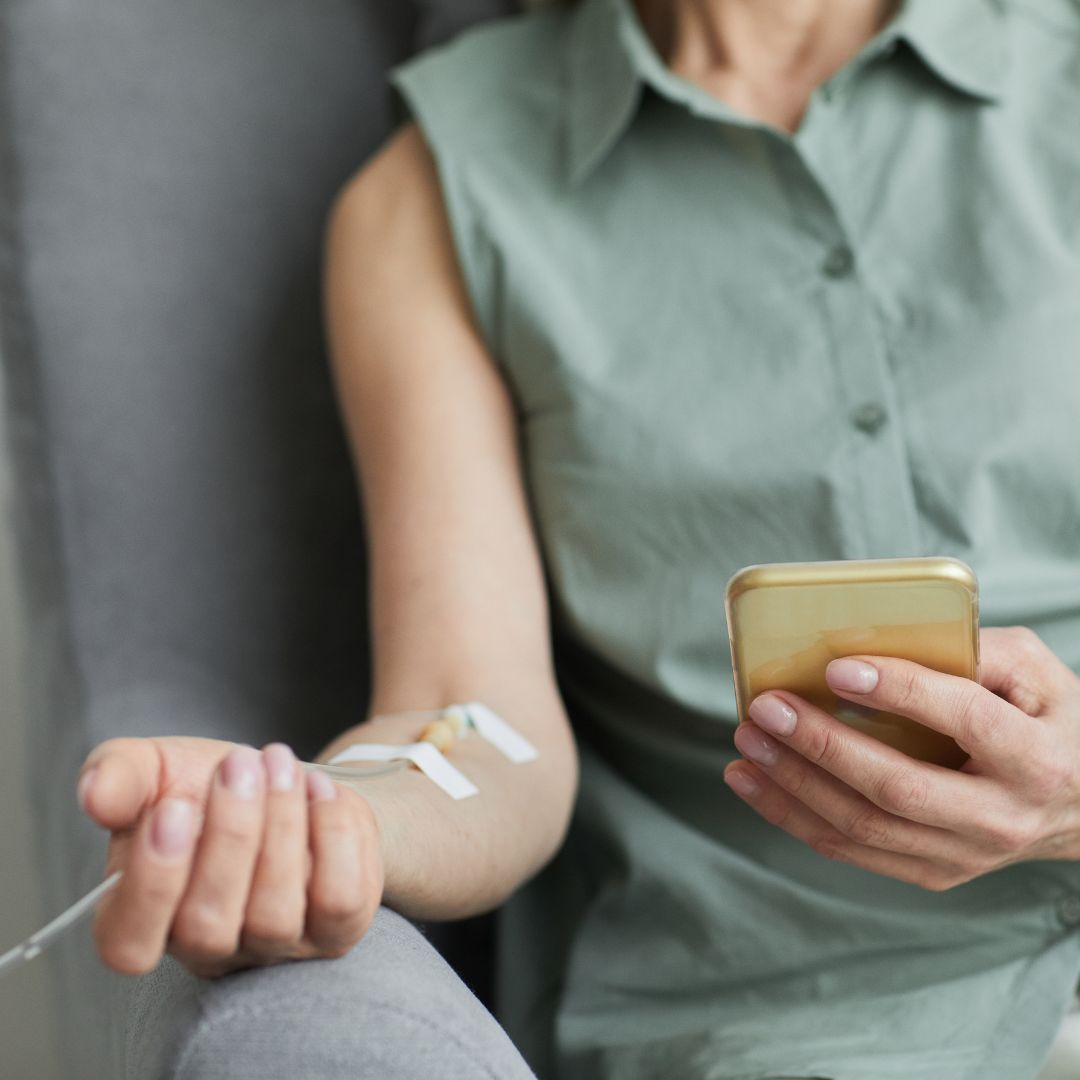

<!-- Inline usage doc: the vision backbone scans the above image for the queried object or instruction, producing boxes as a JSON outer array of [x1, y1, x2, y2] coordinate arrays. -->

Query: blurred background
[[0, 378, 61, 1078]]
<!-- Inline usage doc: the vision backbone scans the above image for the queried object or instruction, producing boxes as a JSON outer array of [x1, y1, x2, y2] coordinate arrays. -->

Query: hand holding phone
[[726, 556, 979, 767], [722, 558, 1080, 891]]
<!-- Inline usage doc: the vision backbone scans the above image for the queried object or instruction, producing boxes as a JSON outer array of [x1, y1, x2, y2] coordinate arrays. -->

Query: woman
[[78, 0, 1080, 1076]]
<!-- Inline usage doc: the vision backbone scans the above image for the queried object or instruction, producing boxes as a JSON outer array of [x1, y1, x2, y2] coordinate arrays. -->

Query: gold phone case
[[725, 557, 979, 767]]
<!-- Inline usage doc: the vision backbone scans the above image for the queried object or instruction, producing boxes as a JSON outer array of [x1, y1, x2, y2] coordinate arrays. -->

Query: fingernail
[[151, 799, 196, 858], [264, 743, 296, 792], [77, 767, 98, 813], [827, 658, 879, 694], [221, 746, 263, 800], [734, 724, 780, 766], [725, 770, 760, 799], [748, 694, 797, 736], [307, 769, 338, 802]]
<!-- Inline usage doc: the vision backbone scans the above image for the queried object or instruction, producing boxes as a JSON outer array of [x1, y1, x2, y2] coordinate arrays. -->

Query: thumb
[[77, 738, 162, 832]]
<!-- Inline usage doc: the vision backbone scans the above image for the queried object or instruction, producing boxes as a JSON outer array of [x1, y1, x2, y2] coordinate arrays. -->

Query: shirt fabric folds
[[390, 0, 1080, 1076]]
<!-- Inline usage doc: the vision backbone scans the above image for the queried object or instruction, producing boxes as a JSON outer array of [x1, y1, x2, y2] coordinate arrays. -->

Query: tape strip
[[464, 702, 539, 763], [327, 743, 479, 800]]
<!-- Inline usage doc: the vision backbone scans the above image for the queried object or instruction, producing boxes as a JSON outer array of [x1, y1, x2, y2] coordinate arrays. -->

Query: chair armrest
[[124, 906, 535, 1080]]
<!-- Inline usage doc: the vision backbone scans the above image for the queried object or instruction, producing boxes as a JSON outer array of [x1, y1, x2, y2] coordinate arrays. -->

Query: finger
[[241, 744, 307, 958], [732, 722, 981, 866], [78, 738, 163, 832], [170, 746, 266, 964], [723, 762, 968, 891], [822, 653, 1031, 767], [93, 797, 200, 974], [978, 626, 1076, 715], [746, 691, 1002, 831], [304, 771, 372, 956]]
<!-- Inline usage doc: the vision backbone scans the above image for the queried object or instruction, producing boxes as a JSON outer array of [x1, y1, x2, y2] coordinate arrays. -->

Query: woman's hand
[[77, 737, 384, 977], [723, 626, 1080, 890]]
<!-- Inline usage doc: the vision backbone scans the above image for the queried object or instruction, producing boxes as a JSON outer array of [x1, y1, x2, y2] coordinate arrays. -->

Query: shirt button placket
[[775, 138, 922, 557], [816, 233, 921, 556]]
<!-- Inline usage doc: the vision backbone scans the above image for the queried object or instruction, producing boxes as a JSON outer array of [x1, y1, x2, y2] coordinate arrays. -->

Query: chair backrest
[[0, 0, 511, 1073]]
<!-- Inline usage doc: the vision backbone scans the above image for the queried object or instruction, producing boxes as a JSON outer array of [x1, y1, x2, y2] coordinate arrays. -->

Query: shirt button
[[851, 401, 888, 434], [822, 244, 855, 278], [1057, 895, 1080, 927]]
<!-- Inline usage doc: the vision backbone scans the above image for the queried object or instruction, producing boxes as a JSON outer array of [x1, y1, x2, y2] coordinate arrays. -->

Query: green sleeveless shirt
[[390, 1, 1080, 1076]]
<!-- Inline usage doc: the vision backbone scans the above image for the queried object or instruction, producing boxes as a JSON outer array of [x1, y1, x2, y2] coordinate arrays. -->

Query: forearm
[[321, 128, 577, 922], [315, 670, 578, 922]]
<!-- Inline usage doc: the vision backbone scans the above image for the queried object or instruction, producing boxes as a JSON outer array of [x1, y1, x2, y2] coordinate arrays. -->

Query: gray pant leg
[[124, 907, 536, 1080]]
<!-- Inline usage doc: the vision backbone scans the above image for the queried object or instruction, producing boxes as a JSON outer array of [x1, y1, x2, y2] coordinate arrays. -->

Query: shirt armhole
[[388, 63, 501, 355]]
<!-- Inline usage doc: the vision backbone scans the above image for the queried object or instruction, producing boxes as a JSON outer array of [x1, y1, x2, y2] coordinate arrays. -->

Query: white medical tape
[[463, 702, 539, 763], [327, 742, 479, 800]]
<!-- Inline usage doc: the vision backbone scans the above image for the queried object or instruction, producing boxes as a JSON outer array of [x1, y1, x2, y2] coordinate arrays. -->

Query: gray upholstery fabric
[[0, 0, 514, 1075], [126, 907, 535, 1080]]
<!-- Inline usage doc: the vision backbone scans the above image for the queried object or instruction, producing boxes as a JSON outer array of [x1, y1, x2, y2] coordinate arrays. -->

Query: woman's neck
[[633, 0, 900, 132]]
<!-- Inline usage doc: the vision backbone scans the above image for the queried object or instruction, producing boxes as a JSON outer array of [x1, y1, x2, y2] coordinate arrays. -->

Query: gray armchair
[[0, 1, 531, 1076]]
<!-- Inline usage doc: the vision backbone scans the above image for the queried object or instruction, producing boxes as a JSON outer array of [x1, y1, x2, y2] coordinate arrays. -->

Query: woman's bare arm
[[76, 123, 573, 979], [319, 122, 578, 920]]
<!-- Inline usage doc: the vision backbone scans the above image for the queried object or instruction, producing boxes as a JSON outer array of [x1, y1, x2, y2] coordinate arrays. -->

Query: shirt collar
[[889, 0, 1010, 103], [564, 0, 1010, 187], [564, 0, 642, 187]]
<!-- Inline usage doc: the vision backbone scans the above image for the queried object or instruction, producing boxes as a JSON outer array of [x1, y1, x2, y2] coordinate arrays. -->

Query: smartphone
[[725, 556, 980, 767]]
